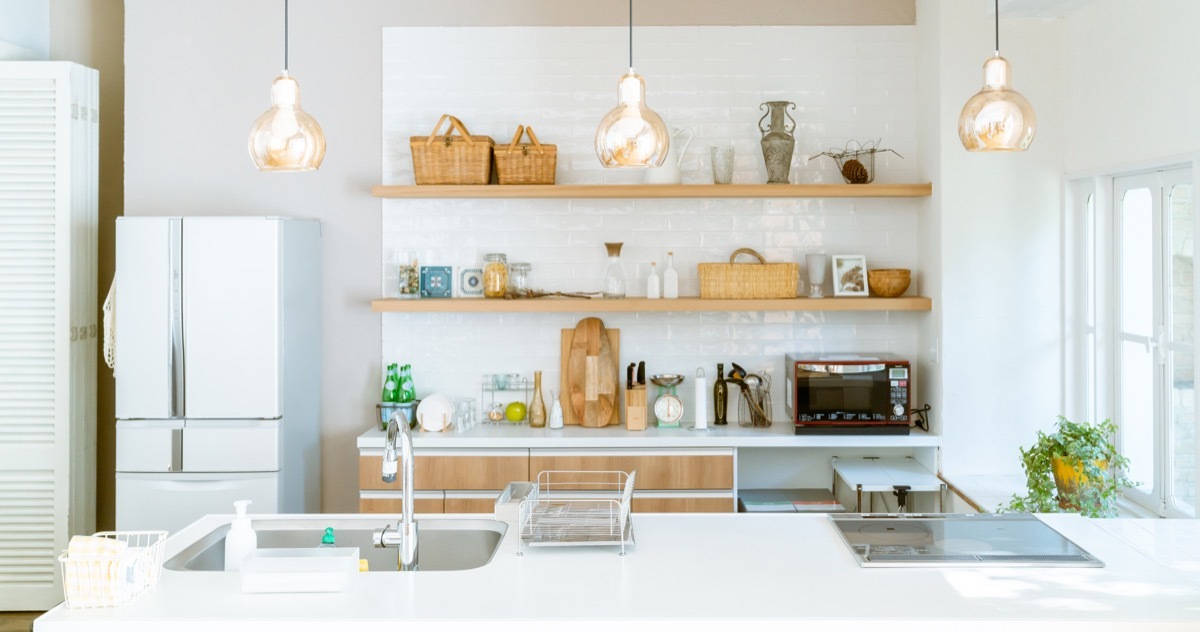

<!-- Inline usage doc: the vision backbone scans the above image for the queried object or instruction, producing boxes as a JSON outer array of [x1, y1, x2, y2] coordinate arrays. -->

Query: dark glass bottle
[[381, 363, 400, 402], [713, 363, 728, 425]]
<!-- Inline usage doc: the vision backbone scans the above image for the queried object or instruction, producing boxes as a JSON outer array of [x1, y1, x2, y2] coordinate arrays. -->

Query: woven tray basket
[[495, 125, 556, 185], [698, 248, 799, 299], [411, 114, 495, 185]]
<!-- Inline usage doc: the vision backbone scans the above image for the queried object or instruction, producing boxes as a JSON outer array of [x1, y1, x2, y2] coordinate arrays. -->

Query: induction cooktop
[[829, 513, 1105, 568]]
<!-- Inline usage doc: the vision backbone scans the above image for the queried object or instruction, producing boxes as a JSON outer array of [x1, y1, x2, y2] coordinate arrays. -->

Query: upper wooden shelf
[[372, 296, 932, 314], [371, 183, 932, 200]]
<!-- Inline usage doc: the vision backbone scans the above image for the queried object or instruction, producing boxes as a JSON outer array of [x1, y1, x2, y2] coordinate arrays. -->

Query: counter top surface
[[34, 512, 1200, 631], [357, 423, 941, 450]]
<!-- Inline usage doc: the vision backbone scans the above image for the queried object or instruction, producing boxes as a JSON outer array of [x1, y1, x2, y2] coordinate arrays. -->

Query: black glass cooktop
[[829, 513, 1104, 568]]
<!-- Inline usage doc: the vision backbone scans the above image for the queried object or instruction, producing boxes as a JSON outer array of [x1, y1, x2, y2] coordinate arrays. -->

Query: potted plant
[[1000, 416, 1137, 518]]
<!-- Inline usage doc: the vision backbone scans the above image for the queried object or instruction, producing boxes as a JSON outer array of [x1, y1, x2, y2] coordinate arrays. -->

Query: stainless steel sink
[[164, 518, 507, 572]]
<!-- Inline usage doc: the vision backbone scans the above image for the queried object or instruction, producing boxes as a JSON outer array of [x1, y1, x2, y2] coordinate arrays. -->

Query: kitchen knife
[[627, 363, 635, 390], [636, 361, 645, 385]]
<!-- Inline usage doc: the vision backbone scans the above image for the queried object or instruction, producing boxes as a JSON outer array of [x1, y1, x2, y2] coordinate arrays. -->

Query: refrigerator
[[114, 217, 321, 534]]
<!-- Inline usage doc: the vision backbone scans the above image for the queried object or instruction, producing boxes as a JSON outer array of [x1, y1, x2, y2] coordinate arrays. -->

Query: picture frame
[[419, 266, 453, 298], [457, 267, 484, 298], [831, 255, 868, 297]]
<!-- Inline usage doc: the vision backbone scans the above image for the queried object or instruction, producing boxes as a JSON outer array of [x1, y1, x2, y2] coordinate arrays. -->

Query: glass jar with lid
[[483, 253, 508, 298], [509, 262, 532, 296]]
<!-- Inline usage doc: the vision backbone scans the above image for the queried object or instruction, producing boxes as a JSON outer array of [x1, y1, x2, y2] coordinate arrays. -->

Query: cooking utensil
[[627, 363, 635, 390], [636, 361, 645, 385]]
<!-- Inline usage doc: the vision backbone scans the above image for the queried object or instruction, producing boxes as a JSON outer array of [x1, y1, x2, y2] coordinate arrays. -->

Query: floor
[[0, 612, 40, 632]]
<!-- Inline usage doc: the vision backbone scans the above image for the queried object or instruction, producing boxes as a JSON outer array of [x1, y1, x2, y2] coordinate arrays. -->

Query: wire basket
[[517, 470, 636, 555], [817, 140, 902, 185], [58, 531, 167, 608]]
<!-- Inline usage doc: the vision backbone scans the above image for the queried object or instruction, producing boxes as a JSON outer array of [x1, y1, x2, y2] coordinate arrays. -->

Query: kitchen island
[[34, 512, 1200, 631]]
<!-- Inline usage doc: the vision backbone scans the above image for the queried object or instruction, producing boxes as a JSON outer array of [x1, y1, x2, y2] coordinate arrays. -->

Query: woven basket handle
[[729, 248, 767, 264], [425, 114, 476, 146], [505, 125, 545, 155]]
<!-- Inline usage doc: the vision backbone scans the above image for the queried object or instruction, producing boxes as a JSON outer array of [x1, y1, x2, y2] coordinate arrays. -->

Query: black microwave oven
[[784, 353, 910, 435]]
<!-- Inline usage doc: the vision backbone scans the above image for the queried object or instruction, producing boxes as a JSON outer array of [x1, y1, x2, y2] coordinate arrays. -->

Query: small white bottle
[[224, 499, 257, 572], [548, 390, 564, 429], [663, 252, 679, 299], [646, 262, 661, 299]]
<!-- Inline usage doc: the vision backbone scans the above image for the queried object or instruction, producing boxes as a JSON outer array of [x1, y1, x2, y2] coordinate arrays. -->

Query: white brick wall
[[381, 26, 922, 421]]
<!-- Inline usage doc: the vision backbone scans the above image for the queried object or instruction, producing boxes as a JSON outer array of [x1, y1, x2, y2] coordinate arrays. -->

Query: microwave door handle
[[797, 363, 886, 374]]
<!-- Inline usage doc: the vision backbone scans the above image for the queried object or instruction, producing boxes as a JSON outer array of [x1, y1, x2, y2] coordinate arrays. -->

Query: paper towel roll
[[694, 368, 708, 429]]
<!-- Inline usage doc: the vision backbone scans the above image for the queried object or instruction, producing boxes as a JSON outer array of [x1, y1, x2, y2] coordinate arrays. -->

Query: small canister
[[509, 262, 531, 294], [483, 253, 508, 298]]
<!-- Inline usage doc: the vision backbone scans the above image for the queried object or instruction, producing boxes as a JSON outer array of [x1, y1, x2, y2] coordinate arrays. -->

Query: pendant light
[[958, 0, 1036, 152], [248, 0, 326, 171], [594, 0, 669, 168]]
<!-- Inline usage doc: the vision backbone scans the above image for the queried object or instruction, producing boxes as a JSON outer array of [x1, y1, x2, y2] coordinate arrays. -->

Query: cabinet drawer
[[444, 491, 501, 514], [528, 449, 733, 490], [631, 493, 734, 513], [359, 491, 445, 514], [359, 450, 529, 491]]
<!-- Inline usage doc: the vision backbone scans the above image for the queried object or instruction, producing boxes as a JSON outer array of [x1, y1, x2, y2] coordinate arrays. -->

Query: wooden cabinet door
[[630, 494, 734, 513], [359, 449, 528, 491], [359, 492, 444, 514], [528, 449, 733, 490], [444, 492, 502, 514]]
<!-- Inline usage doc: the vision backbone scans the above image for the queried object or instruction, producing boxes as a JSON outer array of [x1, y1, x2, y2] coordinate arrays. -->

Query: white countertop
[[34, 512, 1200, 631], [357, 422, 941, 450]]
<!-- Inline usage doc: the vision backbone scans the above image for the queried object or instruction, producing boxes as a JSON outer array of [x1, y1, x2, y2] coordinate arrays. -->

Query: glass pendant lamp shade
[[249, 0, 325, 171], [248, 71, 326, 171], [595, 69, 670, 168], [959, 0, 1035, 152], [958, 54, 1036, 152]]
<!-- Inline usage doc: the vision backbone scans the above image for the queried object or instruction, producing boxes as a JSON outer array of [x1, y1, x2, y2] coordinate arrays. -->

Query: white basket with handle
[[58, 531, 167, 608]]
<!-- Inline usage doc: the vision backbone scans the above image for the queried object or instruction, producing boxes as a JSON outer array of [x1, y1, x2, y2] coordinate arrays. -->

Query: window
[[1071, 167, 1196, 517]]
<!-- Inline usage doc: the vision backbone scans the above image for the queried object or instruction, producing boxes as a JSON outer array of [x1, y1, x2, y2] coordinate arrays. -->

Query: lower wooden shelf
[[372, 296, 932, 313]]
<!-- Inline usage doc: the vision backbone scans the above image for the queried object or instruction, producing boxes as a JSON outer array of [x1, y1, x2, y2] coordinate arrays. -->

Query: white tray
[[240, 548, 360, 593]]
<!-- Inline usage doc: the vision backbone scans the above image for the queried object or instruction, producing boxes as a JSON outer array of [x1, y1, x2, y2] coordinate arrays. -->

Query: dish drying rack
[[516, 470, 636, 556]]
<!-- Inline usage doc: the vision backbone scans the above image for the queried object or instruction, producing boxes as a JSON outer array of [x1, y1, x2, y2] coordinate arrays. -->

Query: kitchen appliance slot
[[517, 470, 636, 555]]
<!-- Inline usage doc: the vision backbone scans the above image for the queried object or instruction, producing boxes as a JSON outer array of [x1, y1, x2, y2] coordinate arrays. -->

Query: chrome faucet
[[376, 411, 418, 570]]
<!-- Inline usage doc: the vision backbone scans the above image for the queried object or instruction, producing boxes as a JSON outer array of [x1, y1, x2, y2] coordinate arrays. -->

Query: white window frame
[[1065, 158, 1200, 518]]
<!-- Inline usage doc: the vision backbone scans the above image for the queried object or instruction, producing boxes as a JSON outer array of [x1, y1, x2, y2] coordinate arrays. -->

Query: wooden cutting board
[[559, 318, 619, 427]]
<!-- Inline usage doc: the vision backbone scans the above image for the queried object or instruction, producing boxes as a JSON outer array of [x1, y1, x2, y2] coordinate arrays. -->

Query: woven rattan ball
[[841, 159, 869, 184]]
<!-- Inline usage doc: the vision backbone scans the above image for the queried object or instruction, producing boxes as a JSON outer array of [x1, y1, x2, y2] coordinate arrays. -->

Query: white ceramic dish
[[416, 394, 454, 432]]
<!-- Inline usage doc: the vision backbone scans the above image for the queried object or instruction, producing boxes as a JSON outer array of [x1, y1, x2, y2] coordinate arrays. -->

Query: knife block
[[625, 386, 647, 431]]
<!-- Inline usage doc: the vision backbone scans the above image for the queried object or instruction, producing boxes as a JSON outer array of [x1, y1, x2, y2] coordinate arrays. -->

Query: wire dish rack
[[517, 470, 636, 556]]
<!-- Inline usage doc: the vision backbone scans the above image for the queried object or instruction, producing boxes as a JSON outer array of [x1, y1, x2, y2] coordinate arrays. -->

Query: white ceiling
[[997, 0, 1099, 19]]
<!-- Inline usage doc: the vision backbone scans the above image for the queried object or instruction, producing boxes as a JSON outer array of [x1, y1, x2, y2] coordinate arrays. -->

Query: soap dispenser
[[224, 499, 257, 572]]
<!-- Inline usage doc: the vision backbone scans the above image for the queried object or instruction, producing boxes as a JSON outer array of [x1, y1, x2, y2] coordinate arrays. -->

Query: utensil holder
[[625, 386, 647, 431]]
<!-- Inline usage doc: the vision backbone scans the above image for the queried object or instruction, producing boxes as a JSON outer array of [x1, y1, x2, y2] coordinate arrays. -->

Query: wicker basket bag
[[410, 114, 495, 185], [495, 125, 556, 185], [698, 248, 799, 299]]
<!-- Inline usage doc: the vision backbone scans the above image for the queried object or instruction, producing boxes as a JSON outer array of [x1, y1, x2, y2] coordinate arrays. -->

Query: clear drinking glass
[[711, 146, 735, 184], [396, 250, 419, 299], [806, 254, 828, 298]]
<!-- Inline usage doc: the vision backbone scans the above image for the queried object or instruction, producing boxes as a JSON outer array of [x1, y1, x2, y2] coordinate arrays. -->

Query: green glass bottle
[[713, 363, 728, 425], [381, 363, 400, 402], [398, 364, 416, 403]]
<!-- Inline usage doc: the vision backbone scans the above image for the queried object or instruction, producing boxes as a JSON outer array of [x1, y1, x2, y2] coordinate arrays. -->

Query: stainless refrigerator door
[[182, 218, 282, 419], [114, 217, 183, 420]]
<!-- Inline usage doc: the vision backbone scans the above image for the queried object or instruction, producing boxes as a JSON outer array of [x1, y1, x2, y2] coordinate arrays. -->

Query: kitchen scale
[[649, 374, 684, 428], [828, 513, 1104, 568]]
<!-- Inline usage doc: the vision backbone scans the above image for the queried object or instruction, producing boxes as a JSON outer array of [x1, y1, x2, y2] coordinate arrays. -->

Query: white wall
[[381, 26, 923, 430], [0, 0, 48, 59], [1061, 0, 1200, 173], [917, 0, 1065, 478]]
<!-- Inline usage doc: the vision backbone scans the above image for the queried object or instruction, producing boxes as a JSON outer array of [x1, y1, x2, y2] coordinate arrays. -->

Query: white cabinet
[[0, 61, 98, 610]]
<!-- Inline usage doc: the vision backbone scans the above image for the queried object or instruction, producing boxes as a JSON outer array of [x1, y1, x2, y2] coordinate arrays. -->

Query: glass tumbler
[[711, 146, 735, 184], [395, 250, 420, 299], [806, 254, 828, 298]]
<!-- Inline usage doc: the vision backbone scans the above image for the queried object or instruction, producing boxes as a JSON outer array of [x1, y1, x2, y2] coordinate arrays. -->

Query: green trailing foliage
[[999, 416, 1138, 518]]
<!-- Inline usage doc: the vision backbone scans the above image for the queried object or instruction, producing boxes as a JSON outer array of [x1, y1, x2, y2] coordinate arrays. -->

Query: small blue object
[[420, 266, 453, 298], [319, 527, 335, 547]]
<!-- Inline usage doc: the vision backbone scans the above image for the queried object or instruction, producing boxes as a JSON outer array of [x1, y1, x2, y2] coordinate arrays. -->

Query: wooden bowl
[[867, 269, 911, 297]]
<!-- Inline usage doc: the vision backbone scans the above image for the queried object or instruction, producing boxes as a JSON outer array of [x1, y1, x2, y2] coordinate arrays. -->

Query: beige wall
[[47, 0, 123, 530]]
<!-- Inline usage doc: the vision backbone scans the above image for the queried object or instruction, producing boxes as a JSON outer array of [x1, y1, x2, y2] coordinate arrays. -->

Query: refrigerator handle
[[170, 427, 183, 472], [169, 219, 184, 417]]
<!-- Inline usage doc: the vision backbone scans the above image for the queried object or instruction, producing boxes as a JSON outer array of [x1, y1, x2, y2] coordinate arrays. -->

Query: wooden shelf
[[372, 296, 932, 313], [372, 183, 932, 199]]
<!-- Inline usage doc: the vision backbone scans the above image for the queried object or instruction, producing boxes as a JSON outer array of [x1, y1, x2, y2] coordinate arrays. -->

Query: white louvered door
[[0, 62, 98, 611]]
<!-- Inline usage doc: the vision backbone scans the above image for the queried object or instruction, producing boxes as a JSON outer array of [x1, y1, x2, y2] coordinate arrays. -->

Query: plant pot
[[1051, 456, 1108, 511]]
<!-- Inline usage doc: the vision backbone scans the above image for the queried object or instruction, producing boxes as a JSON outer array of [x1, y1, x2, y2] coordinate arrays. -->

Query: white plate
[[417, 394, 454, 432]]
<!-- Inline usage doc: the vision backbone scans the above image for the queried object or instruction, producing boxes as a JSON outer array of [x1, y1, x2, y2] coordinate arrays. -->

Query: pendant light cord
[[628, 0, 633, 69], [284, 0, 290, 71], [993, 0, 999, 54]]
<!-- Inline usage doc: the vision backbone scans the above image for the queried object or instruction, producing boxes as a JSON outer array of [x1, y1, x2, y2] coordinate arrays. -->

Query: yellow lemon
[[505, 401, 527, 422]]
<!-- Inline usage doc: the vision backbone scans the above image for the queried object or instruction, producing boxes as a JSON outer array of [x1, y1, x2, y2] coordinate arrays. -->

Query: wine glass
[[806, 254, 827, 298]]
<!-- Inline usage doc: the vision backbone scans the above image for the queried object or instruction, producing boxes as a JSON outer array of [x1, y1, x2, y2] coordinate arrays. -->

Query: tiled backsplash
[[381, 26, 921, 420]]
